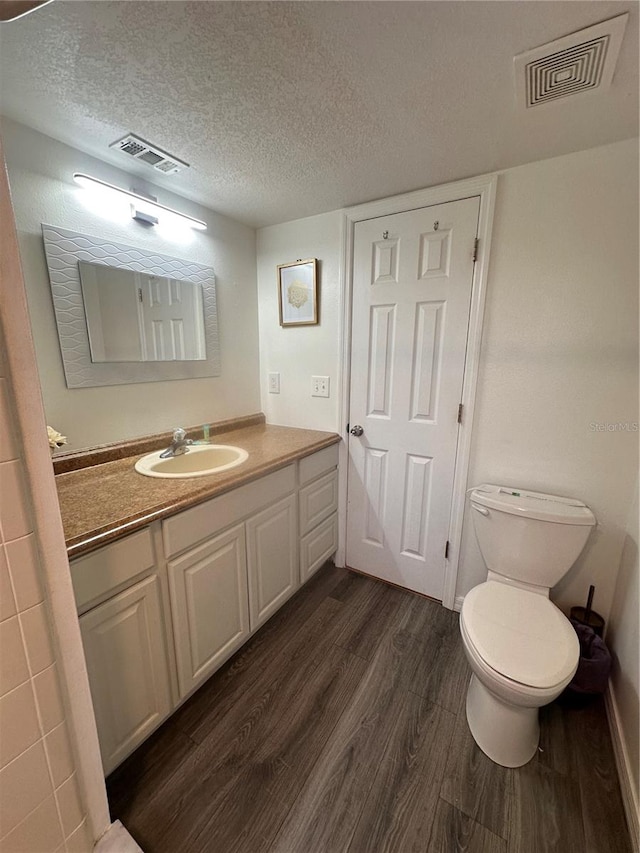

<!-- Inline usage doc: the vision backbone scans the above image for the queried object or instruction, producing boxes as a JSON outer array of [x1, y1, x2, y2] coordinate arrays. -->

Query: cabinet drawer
[[300, 513, 338, 581], [298, 444, 339, 486], [299, 470, 338, 536], [71, 528, 155, 613], [163, 464, 296, 558]]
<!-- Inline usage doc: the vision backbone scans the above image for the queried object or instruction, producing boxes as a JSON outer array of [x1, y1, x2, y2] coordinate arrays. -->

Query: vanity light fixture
[[72, 173, 207, 231]]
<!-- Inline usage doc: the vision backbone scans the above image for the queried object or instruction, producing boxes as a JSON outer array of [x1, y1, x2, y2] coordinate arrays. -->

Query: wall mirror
[[79, 261, 206, 363], [42, 224, 220, 388]]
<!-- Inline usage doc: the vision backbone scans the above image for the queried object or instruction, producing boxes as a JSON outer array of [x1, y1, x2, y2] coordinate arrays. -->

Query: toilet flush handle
[[471, 503, 489, 516]]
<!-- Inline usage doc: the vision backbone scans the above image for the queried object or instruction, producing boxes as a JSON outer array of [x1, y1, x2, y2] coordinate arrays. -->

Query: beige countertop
[[56, 423, 341, 559]]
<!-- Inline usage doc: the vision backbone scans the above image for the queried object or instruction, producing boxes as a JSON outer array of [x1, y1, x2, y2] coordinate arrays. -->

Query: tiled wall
[[0, 336, 92, 852]]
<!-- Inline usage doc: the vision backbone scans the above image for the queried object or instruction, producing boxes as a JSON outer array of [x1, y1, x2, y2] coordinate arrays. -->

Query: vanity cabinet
[[78, 574, 172, 775], [168, 523, 249, 698], [70, 443, 339, 774]]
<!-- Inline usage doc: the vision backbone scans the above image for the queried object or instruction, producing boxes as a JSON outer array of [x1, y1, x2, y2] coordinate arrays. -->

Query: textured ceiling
[[0, 1, 638, 227]]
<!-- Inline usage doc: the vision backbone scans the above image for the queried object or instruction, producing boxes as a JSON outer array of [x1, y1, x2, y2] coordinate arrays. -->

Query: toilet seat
[[461, 581, 579, 690]]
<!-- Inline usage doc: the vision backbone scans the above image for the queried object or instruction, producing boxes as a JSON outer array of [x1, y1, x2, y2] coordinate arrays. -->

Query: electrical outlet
[[268, 372, 280, 394], [311, 375, 330, 398]]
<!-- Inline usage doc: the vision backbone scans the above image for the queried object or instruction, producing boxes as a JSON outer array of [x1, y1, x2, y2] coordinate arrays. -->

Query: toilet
[[460, 484, 596, 768]]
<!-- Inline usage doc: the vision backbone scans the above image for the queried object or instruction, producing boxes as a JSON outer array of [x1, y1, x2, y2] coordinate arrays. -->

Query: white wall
[[607, 478, 639, 833], [1, 118, 261, 451], [256, 138, 639, 621], [459, 138, 638, 621], [257, 211, 343, 432]]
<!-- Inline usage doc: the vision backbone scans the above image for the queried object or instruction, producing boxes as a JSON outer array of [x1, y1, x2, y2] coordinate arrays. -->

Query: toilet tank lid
[[470, 484, 596, 526]]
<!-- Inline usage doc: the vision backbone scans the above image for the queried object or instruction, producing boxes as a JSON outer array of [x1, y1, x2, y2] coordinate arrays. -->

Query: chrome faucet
[[159, 427, 193, 458]]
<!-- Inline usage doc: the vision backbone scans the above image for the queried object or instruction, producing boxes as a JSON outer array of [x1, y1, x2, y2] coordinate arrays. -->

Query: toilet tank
[[469, 485, 596, 588]]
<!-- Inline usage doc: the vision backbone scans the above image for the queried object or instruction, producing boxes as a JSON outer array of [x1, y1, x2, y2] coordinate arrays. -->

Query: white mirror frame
[[42, 224, 220, 388]]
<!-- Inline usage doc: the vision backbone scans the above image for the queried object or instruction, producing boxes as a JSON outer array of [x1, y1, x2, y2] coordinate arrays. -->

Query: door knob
[[350, 425, 364, 437]]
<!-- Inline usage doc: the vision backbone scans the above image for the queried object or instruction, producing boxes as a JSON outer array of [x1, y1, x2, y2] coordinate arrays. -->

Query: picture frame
[[277, 258, 318, 326]]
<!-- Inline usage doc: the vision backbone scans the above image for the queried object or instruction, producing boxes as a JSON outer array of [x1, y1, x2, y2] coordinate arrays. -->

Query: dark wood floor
[[108, 563, 631, 853]]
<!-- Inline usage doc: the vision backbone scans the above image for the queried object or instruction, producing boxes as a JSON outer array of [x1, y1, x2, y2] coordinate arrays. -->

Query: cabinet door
[[246, 494, 298, 630], [79, 574, 172, 775], [168, 523, 249, 698]]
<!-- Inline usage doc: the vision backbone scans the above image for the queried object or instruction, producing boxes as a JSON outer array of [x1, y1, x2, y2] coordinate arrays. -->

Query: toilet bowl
[[460, 581, 579, 767], [461, 484, 595, 767]]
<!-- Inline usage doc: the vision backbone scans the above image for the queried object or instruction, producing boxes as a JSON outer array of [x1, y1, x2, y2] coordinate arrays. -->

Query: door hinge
[[138, 287, 143, 303], [472, 237, 479, 263], [445, 540, 450, 559], [457, 403, 463, 424]]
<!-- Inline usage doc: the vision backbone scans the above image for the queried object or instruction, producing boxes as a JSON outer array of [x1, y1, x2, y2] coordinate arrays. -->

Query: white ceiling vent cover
[[109, 134, 189, 175], [515, 13, 628, 108]]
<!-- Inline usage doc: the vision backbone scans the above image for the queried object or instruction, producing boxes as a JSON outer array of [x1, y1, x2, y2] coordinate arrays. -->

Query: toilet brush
[[585, 584, 594, 623], [570, 584, 605, 637]]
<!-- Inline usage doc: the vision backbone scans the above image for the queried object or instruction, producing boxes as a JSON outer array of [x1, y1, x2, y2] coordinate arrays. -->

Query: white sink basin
[[135, 444, 249, 478]]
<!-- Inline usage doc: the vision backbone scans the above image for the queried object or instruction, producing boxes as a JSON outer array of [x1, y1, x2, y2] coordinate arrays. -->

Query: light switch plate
[[268, 372, 280, 394], [311, 376, 330, 397]]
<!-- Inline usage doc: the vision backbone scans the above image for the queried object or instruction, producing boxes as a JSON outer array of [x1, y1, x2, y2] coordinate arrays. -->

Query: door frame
[[335, 174, 498, 609]]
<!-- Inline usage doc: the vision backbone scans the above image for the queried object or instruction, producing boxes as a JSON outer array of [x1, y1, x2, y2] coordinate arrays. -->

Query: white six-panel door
[[346, 197, 480, 599], [138, 274, 205, 361]]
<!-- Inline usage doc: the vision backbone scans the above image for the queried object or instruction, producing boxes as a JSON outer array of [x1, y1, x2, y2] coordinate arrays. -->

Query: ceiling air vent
[[109, 134, 189, 175], [514, 13, 628, 108]]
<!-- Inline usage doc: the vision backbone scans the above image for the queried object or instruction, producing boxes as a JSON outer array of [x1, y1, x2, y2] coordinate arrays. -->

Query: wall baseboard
[[605, 686, 640, 852], [454, 595, 464, 612]]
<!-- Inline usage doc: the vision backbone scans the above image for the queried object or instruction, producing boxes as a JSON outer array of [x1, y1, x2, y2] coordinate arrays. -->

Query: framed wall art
[[277, 258, 318, 326]]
